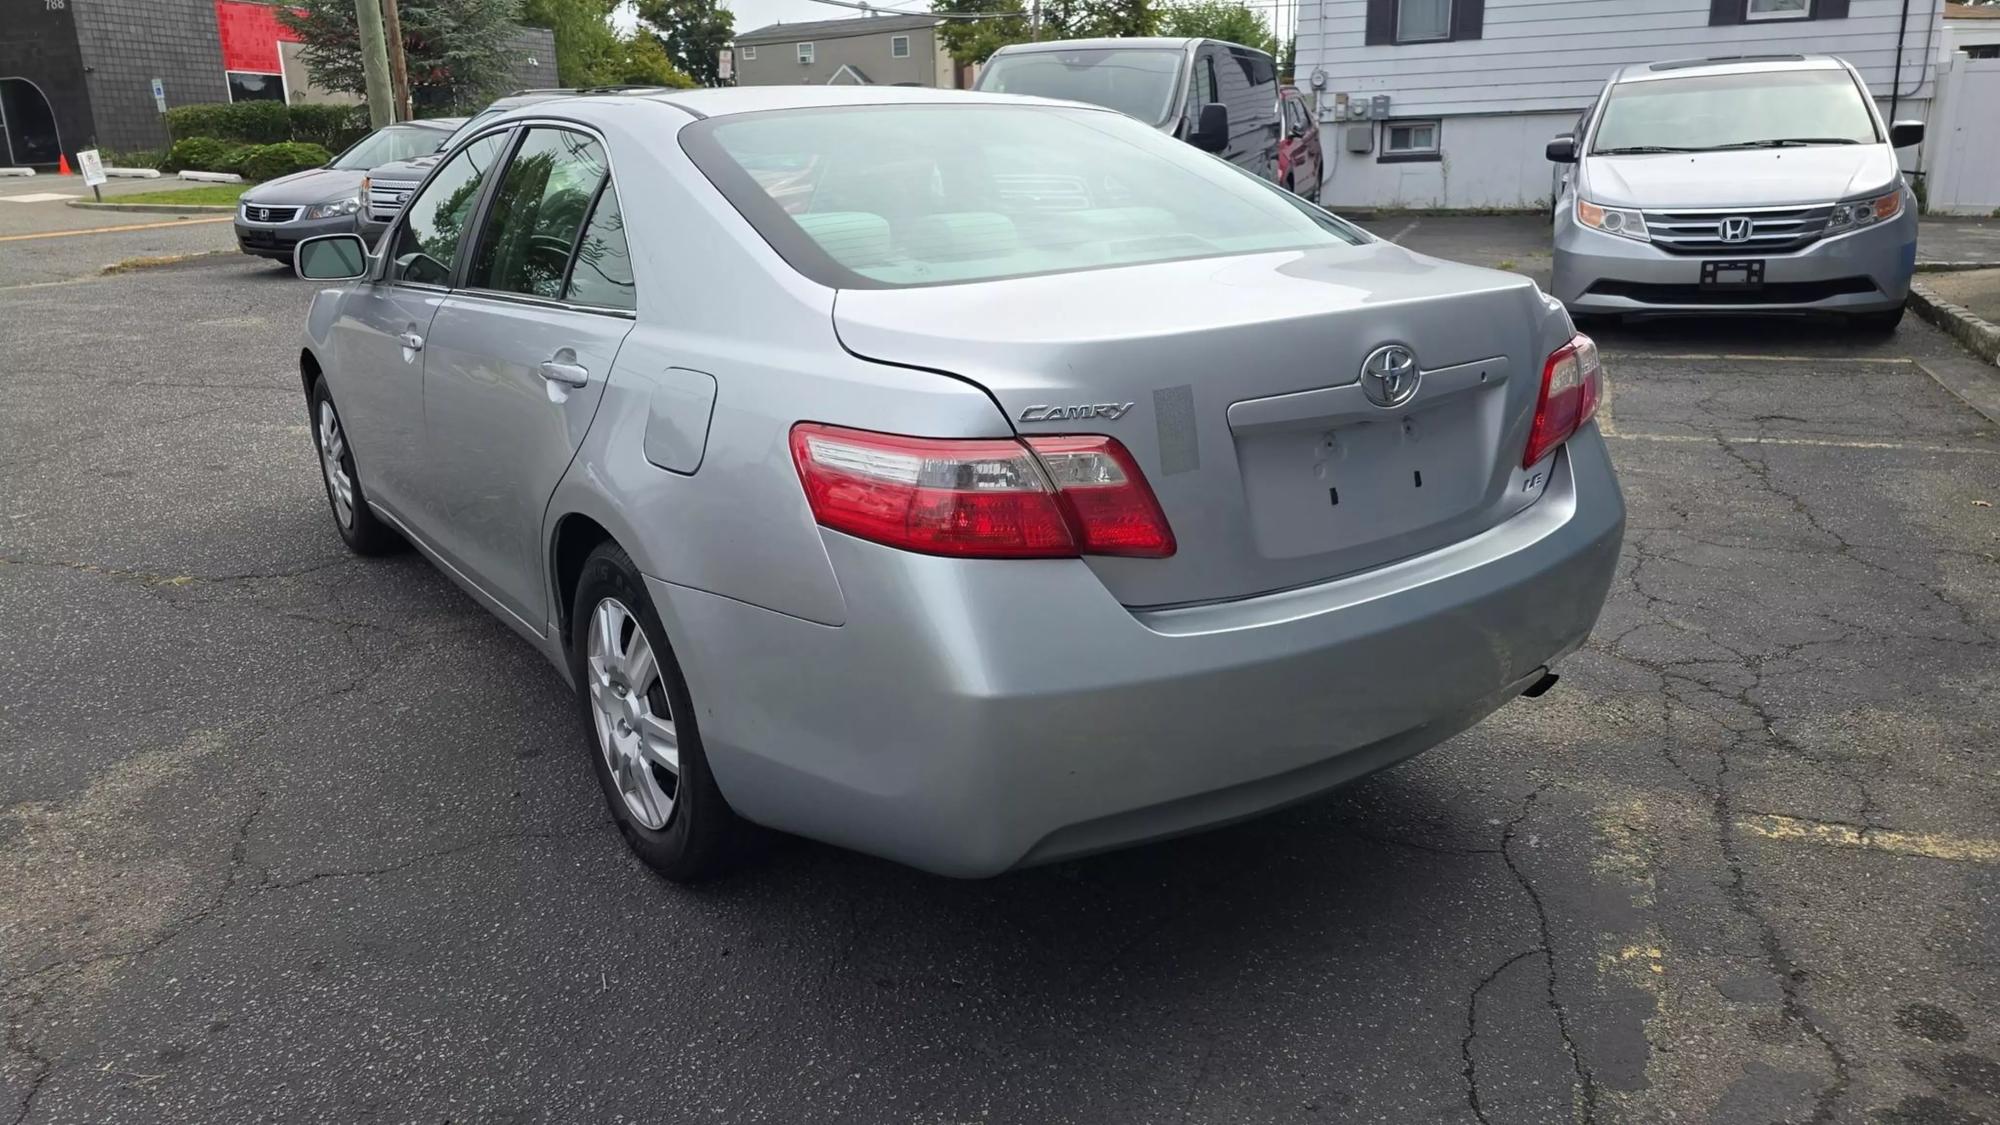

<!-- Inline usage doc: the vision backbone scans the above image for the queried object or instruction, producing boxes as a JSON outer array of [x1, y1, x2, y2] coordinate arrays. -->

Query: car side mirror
[[1546, 135, 1578, 164], [295, 234, 370, 281], [1189, 103, 1230, 153], [1889, 120, 1924, 148]]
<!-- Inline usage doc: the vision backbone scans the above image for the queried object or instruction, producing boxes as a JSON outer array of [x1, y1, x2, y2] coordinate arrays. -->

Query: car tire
[[309, 379, 402, 556], [570, 542, 742, 882], [1852, 305, 1905, 334]]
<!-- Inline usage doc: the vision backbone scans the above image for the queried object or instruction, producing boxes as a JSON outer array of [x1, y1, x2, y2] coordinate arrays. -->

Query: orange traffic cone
[[57, 153, 71, 175]]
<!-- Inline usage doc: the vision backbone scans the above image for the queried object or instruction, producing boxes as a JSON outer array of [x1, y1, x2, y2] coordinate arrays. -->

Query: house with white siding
[[1292, 0, 1946, 209]]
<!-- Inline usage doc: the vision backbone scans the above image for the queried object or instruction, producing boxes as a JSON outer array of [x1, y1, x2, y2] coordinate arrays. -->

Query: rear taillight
[[789, 424, 1175, 560], [1523, 333, 1604, 469]]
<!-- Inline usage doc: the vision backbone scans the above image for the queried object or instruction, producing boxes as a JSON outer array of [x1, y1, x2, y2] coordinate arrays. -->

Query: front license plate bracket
[[1701, 259, 1765, 288]]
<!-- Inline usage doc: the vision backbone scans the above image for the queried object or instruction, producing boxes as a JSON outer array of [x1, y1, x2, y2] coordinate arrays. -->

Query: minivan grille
[[1642, 205, 1835, 255], [366, 180, 418, 223]]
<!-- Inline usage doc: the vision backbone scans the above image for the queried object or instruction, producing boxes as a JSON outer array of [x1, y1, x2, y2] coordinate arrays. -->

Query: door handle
[[398, 331, 425, 351], [539, 360, 590, 389]]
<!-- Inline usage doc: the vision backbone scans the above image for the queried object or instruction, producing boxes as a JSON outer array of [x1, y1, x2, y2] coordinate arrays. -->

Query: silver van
[[975, 37, 1286, 188], [1548, 55, 1923, 330]]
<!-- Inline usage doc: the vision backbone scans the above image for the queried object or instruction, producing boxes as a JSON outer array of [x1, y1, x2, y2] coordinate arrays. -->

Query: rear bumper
[[651, 428, 1625, 877], [1553, 204, 1916, 316], [234, 213, 358, 260]]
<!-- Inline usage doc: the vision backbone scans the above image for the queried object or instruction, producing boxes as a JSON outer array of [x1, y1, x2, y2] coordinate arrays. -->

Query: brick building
[[0, 0, 556, 165]]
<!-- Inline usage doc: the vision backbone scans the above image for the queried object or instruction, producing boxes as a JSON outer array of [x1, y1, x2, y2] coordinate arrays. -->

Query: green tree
[[520, 0, 621, 86], [606, 29, 697, 86], [1057, 0, 1158, 38], [633, 0, 734, 86], [1159, 0, 1274, 55], [283, 0, 525, 113], [933, 0, 1030, 65]]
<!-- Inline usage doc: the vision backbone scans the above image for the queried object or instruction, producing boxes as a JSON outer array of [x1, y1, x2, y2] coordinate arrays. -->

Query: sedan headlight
[[304, 197, 363, 220], [1826, 187, 1903, 234], [1576, 199, 1649, 242]]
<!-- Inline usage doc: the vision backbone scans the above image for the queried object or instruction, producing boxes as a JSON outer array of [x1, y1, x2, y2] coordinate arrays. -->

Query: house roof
[[735, 13, 940, 45], [1945, 2, 2000, 18]]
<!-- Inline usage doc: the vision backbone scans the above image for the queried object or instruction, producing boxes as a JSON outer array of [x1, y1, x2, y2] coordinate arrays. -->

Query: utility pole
[[381, 0, 412, 121], [353, 0, 394, 129], [1030, 0, 1041, 40]]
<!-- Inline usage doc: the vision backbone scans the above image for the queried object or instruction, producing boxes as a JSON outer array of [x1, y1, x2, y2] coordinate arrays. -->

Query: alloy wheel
[[317, 400, 355, 529], [585, 597, 680, 830]]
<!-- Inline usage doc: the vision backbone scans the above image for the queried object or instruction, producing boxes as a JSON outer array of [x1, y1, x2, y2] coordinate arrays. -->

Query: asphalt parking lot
[[3, 222, 1999, 1124]]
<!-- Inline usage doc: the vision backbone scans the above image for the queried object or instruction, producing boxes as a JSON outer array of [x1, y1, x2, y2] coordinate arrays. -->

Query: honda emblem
[[1718, 216, 1752, 243]]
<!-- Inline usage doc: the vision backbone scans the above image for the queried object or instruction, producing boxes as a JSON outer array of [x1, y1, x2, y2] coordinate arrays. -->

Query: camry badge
[[1019, 402, 1135, 423], [1360, 344, 1420, 409]]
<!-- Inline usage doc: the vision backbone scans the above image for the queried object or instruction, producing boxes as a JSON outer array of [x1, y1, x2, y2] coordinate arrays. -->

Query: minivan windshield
[[330, 123, 455, 171], [975, 48, 1184, 127], [1591, 69, 1880, 154], [683, 105, 1366, 289]]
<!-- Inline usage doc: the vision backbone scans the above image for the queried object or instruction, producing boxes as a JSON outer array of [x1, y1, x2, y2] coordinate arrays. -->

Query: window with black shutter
[[1709, 0, 1849, 25], [1364, 0, 1485, 45]]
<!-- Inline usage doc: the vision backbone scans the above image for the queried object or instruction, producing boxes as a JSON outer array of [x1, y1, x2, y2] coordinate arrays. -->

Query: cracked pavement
[[3, 249, 1999, 1124]]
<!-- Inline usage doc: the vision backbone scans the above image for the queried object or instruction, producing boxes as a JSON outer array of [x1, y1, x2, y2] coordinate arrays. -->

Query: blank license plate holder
[[1701, 260, 1765, 289]]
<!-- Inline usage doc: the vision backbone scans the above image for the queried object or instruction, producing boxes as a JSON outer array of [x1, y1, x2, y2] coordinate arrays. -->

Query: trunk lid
[[832, 242, 1557, 608]]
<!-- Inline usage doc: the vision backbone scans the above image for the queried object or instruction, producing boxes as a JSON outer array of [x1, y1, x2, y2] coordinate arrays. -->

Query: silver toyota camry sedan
[[291, 86, 1625, 880]]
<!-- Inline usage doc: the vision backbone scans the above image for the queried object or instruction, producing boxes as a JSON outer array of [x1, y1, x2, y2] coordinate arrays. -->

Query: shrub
[[100, 148, 164, 170], [238, 142, 332, 182], [165, 101, 291, 144], [287, 104, 370, 151], [163, 136, 252, 174]]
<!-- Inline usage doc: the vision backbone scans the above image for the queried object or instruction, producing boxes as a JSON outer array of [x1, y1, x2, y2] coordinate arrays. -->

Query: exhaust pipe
[[1521, 669, 1559, 698]]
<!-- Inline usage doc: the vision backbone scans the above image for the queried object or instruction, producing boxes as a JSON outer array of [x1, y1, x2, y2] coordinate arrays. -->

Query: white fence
[[1923, 55, 2000, 216]]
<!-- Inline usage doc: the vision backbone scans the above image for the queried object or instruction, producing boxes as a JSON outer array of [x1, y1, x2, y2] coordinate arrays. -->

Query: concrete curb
[[1917, 261, 2000, 273], [65, 201, 235, 214], [1909, 280, 2000, 367], [1915, 357, 2000, 427]]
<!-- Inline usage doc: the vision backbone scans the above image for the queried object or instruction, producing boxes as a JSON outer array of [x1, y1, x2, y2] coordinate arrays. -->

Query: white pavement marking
[[0, 193, 80, 204], [1606, 432, 2000, 455], [1388, 220, 1421, 244], [1739, 814, 2000, 864]]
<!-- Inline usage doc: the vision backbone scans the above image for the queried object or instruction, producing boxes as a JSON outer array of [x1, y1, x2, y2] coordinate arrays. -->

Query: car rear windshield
[[974, 48, 1184, 127], [1592, 69, 1880, 153], [329, 125, 449, 171], [681, 105, 1367, 290]]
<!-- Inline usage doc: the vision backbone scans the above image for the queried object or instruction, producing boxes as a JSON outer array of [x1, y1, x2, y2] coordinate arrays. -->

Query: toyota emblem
[[1360, 344, 1420, 409]]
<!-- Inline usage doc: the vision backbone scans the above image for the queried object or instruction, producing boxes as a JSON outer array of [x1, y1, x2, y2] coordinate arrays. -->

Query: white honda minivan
[[1548, 55, 1923, 330]]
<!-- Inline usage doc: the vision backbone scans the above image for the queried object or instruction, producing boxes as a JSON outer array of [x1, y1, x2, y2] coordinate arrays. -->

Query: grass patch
[[102, 250, 233, 274], [110, 184, 250, 207]]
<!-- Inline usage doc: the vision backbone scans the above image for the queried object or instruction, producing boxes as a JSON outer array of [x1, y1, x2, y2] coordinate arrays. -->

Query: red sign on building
[[215, 0, 301, 76]]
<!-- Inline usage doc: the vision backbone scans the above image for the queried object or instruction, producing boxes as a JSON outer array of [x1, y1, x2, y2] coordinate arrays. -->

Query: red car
[[1277, 86, 1324, 202]]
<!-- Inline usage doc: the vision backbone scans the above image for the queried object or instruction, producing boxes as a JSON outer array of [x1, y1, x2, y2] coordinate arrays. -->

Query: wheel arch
[[550, 512, 617, 650], [300, 348, 322, 403]]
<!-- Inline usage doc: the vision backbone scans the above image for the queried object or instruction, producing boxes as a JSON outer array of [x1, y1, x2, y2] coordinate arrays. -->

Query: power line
[[801, 0, 1022, 20]]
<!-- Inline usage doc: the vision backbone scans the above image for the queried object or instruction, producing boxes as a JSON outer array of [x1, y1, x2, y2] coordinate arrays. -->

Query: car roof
[[1612, 53, 1848, 83], [583, 84, 1114, 120]]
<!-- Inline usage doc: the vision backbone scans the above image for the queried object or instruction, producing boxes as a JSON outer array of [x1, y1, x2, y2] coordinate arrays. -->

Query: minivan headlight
[[1826, 188, 1903, 234], [1576, 199, 1650, 242]]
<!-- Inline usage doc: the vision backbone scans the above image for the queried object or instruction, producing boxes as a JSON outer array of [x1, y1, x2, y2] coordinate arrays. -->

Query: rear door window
[[563, 182, 636, 311], [469, 127, 612, 299]]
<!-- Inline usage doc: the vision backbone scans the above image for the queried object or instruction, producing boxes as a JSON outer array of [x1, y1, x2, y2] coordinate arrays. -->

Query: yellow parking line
[[1608, 353, 1915, 364], [1739, 814, 2000, 863], [0, 216, 233, 242], [1606, 432, 2000, 455]]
